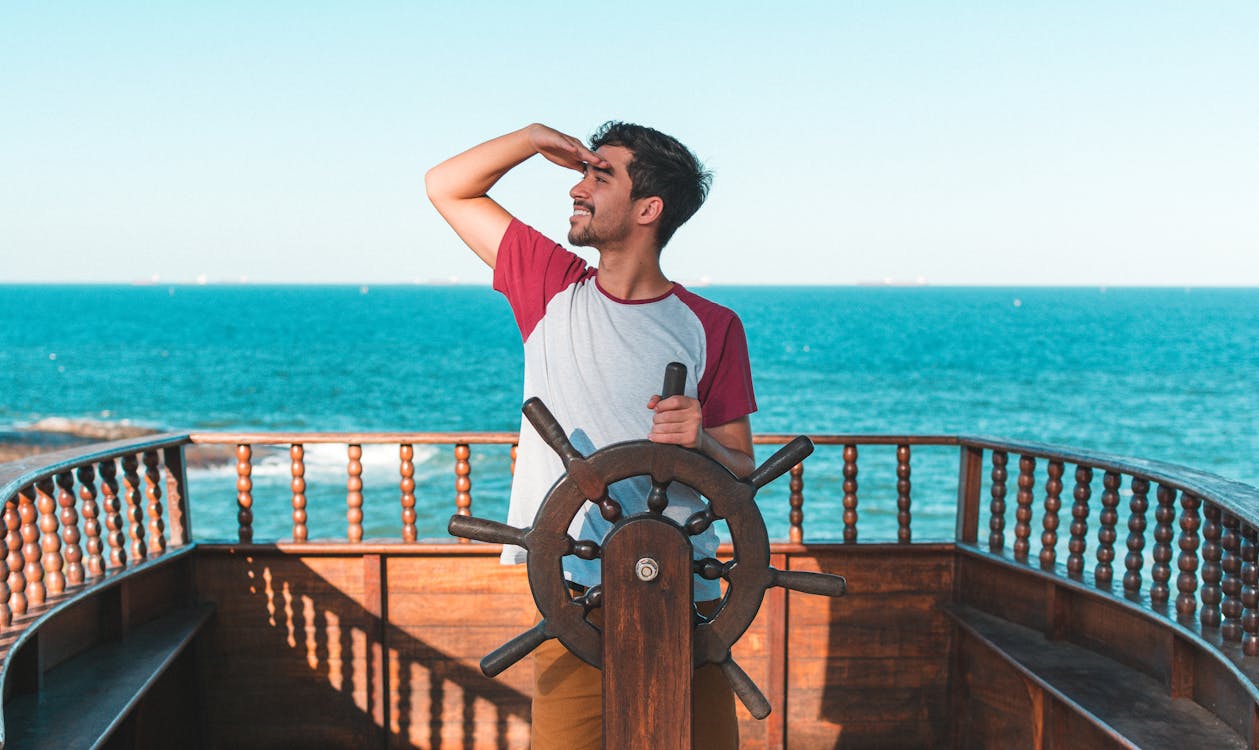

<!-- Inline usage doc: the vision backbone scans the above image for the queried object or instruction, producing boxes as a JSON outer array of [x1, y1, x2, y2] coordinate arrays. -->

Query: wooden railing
[[190, 432, 964, 545], [0, 433, 193, 631], [4, 430, 1259, 674], [188, 432, 520, 544], [953, 437, 1259, 659]]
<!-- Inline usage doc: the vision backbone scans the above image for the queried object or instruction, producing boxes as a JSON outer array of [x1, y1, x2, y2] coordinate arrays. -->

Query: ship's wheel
[[449, 364, 845, 720]]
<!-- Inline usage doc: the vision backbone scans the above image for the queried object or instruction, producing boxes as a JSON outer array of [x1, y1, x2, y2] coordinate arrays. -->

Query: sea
[[3, 284, 1257, 545]]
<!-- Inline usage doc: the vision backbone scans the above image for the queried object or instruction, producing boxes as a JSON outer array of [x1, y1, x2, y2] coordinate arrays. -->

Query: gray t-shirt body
[[493, 220, 757, 599]]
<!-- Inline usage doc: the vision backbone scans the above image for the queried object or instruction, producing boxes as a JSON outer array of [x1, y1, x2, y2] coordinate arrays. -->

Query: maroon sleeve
[[697, 313, 757, 428], [492, 218, 593, 340], [672, 285, 756, 428]]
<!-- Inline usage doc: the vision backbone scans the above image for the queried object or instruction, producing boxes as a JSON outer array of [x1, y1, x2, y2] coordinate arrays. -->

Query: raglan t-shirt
[[492, 218, 757, 599]]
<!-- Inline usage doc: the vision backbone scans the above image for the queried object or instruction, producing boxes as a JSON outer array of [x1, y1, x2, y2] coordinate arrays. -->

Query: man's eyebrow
[[586, 161, 615, 176]]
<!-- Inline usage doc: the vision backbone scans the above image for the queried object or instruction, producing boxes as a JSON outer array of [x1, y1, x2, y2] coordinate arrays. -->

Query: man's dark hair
[[589, 121, 712, 250]]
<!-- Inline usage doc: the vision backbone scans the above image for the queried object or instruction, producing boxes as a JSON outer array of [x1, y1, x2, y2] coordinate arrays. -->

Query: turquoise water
[[3, 284, 1257, 542]]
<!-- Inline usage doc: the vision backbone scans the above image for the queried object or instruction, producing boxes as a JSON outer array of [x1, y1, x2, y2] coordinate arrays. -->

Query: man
[[426, 122, 756, 749]]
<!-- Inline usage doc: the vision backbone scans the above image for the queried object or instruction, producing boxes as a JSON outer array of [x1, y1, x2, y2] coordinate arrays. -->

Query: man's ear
[[635, 196, 663, 226]]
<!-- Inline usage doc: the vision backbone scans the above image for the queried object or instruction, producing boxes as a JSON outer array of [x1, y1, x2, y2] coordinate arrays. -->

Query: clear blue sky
[[3, 2, 1256, 286]]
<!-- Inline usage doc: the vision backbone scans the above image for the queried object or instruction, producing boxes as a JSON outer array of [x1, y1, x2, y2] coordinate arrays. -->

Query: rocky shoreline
[[0, 419, 236, 468]]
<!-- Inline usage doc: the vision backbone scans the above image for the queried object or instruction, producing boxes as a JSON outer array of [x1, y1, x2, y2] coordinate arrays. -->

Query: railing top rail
[[189, 432, 522, 445], [0, 432, 192, 500], [959, 434, 1259, 522], [754, 434, 961, 446], [188, 431, 963, 447]]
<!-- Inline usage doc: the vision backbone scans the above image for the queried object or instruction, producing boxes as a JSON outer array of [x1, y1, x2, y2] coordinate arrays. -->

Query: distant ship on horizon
[[856, 276, 929, 287]]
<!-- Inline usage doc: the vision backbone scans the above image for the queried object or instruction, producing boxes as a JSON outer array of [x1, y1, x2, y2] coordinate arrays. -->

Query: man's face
[[568, 145, 637, 248]]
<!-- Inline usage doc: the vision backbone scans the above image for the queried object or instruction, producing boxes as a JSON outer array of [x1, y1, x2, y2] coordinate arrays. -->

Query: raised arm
[[424, 124, 608, 268]]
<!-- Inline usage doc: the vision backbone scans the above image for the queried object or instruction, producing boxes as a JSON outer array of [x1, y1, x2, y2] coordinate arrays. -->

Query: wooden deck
[[2, 431, 1258, 748]]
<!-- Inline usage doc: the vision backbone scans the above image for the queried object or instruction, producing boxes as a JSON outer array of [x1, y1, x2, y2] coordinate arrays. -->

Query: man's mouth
[[572, 204, 593, 218]]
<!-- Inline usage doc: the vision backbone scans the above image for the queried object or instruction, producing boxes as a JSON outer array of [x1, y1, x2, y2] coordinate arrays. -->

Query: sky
[[2, 1, 1256, 286]]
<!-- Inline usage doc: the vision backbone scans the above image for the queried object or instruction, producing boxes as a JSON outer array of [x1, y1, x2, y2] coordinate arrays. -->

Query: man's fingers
[[652, 395, 692, 412], [653, 410, 692, 427], [652, 416, 690, 431], [550, 142, 588, 171], [649, 395, 701, 450], [550, 136, 608, 172], [576, 145, 609, 169]]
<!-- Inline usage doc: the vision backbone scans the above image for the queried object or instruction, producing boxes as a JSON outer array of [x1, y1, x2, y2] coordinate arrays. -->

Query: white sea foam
[[187, 443, 443, 479]]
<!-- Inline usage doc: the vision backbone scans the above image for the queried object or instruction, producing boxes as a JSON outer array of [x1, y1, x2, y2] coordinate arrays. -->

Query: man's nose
[[570, 177, 590, 200]]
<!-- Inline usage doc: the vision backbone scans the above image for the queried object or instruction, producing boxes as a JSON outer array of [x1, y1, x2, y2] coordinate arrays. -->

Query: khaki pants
[[530, 603, 739, 749]]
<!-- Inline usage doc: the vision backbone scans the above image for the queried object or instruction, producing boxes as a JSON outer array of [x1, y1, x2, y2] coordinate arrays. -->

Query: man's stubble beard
[[567, 224, 598, 247], [569, 212, 633, 249]]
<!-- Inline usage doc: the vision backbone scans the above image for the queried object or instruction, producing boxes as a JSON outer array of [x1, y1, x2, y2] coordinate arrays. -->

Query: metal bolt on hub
[[636, 557, 660, 582]]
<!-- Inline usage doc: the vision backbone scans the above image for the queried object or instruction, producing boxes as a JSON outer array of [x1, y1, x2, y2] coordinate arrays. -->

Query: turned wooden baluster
[[1095, 470, 1120, 586], [0, 498, 10, 627], [291, 444, 307, 542], [347, 444, 364, 543], [1241, 524, 1258, 656], [143, 452, 166, 555], [842, 445, 858, 543], [988, 451, 1008, 552], [454, 443, 472, 523], [236, 445, 253, 543], [789, 461, 805, 544], [20, 486, 43, 606], [1221, 512, 1243, 641], [1200, 502, 1222, 627], [121, 454, 146, 562], [1124, 477, 1150, 594], [100, 460, 126, 568], [1150, 484, 1177, 607], [1223, 513, 1243, 641], [1175, 493, 1202, 621], [163, 447, 189, 546], [1039, 460, 1064, 568], [896, 444, 911, 543], [0, 547, 7, 628], [1013, 456, 1036, 561], [56, 471, 83, 586], [1067, 465, 1092, 579], [452, 444, 471, 544], [0, 531, 7, 626], [77, 465, 104, 577], [36, 478, 64, 595], [400, 444, 417, 542], [5, 494, 25, 617]]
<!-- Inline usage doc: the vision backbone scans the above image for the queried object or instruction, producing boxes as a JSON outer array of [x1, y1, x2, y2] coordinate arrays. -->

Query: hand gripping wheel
[[448, 363, 845, 720]]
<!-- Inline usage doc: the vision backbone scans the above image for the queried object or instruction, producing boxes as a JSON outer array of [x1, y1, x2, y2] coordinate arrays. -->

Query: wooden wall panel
[[784, 547, 955, 748], [953, 629, 1036, 749], [195, 552, 385, 749], [1191, 644, 1256, 744], [131, 650, 205, 750], [956, 554, 1049, 632], [732, 597, 773, 750], [36, 595, 104, 673], [386, 555, 533, 750], [188, 545, 966, 748], [1045, 696, 1125, 750], [123, 559, 188, 627], [1066, 591, 1173, 685]]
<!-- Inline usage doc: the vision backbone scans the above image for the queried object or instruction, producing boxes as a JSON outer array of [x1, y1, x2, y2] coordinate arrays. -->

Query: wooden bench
[[948, 603, 1245, 749], [1, 603, 214, 749]]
